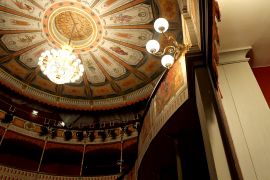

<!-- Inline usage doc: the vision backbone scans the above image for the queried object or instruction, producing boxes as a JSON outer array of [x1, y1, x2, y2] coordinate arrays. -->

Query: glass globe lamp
[[161, 54, 174, 68], [154, 18, 169, 33], [146, 40, 160, 54]]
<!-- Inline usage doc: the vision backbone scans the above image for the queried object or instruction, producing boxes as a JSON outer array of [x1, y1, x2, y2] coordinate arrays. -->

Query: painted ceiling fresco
[[0, 0, 182, 110]]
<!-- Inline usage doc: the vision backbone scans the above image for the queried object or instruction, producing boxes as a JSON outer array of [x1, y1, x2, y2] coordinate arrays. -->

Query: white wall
[[218, 49, 270, 180], [195, 68, 231, 180]]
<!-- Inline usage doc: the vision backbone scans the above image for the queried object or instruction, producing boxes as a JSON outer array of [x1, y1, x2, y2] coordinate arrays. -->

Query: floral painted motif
[[114, 32, 133, 39], [18, 34, 36, 43], [110, 46, 128, 55], [110, 14, 133, 23], [7, 34, 36, 46], [0, 12, 39, 30], [101, 56, 113, 66], [94, 0, 132, 15], [92, 49, 126, 78], [103, 4, 153, 26], [19, 43, 51, 68], [104, 0, 117, 7], [11, 19, 29, 26], [106, 29, 153, 47], [80, 53, 106, 84], [2, 32, 44, 51], [101, 39, 143, 65], [11, 0, 34, 12]]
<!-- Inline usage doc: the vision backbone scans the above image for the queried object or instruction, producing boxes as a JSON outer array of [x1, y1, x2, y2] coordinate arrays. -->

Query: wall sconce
[[146, 18, 190, 68]]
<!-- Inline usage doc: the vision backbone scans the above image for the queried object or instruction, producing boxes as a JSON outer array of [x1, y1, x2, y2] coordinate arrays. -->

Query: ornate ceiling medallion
[[55, 11, 94, 41], [42, 1, 104, 53]]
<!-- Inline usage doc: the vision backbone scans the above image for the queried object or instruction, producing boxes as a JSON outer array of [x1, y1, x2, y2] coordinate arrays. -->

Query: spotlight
[[99, 131, 107, 141], [76, 131, 84, 141], [126, 129, 132, 136], [124, 126, 132, 136], [50, 128, 57, 139], [88, 131, 95, 142], [60, 121, 65, 127], [39, 126, 48, 136], [110, 129, 117, 139], [64, 130, 72, 141], [2, 113, 13, 123], [32, 110, 38, 116], [135, 113, 141, 120], [133, 122, 140, 131]]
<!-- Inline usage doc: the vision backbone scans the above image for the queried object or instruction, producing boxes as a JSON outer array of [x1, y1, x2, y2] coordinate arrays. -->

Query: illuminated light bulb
[[161, 54, 174, 68], [146, 40, 160, 54], [38, 47, 84, 84], [154, 18, 169, 33]]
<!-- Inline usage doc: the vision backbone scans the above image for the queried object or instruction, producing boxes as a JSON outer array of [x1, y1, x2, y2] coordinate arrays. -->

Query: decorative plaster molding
[[178, 0, 201, 52], [0, 68, 158, 110], [219, 47, 252, 65], [0, 165, 119, 180]]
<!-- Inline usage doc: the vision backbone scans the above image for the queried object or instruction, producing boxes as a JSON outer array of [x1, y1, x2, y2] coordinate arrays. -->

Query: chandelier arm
[[163, 45, 176, 54], [161, 31, 170, 40], [161, 32, 180, 47], [174, 44, 190, 60], [153, 45, 176, 57], [153, 51, 164, 57], [161, 32, 188, 53], [68, 24, 76, 45]]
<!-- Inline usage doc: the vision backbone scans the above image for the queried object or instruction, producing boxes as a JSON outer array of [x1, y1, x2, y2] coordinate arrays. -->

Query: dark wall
[[253, 66, 270, 108], [0, 138, 42, 171], [138, 99, 210, 180], [40, 148, 82, 175]]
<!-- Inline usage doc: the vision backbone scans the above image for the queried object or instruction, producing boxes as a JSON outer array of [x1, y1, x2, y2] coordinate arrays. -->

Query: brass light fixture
[[146, 18, 190, 68]]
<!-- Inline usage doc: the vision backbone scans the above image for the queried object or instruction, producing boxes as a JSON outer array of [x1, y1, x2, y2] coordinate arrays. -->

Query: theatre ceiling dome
[[0, 0, 182, 110]]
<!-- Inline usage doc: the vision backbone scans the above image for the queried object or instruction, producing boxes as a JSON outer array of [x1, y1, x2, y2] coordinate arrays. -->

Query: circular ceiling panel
[[0, 0, 182, 110], [55, 12, 94, 41], [43, 1, 104, 53]]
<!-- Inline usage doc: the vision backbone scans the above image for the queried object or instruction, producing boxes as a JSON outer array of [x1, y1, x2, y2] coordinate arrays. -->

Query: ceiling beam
[[27, 0, 45, 11], [0, 39, 10, 54], [0, 40, 46, 64], [90, 53, 122, 94], [90, 0, 100, 8], [100, 0, 145, 18], [0, 5, 41, 21], [56, 84, 63, 97], [79, 54, 93, 98], [104, 37, 146, 52], [105, 24, 153, 29], [99, 46, 149, 81], [25, 67, 40, 83], [0, 29, 41, 35], [82, 74, 93, 98], [105, 22, 179, 31]]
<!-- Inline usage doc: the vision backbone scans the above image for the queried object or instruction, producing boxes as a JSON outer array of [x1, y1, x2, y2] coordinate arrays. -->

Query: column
[[218, 48, 270, 180]]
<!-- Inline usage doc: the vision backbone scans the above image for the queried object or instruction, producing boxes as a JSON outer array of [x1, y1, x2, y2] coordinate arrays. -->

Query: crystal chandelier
[[38, 25, 84, 84], [146, 18, 190, 68]]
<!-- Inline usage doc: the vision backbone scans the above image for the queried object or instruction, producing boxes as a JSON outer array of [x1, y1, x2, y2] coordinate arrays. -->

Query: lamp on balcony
[[146, 18, 189, 68]]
